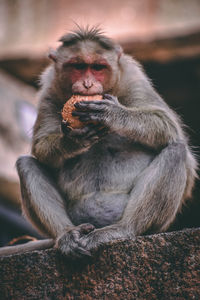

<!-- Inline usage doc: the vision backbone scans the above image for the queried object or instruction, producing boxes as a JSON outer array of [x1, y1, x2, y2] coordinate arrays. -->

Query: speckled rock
[[0, 228, 199, 299]]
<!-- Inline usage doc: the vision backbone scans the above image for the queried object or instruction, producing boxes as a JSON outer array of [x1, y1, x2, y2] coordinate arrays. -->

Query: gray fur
[[16, 29, 197, 257], [59, 25, 116, 50]]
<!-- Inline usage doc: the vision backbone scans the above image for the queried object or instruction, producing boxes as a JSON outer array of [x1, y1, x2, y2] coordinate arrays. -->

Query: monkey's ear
[[115, 45, 123, 60], [48, 49, 57, 62]]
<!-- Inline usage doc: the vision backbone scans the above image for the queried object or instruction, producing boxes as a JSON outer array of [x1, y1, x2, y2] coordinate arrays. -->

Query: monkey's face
[[51, 41, 120, 98]]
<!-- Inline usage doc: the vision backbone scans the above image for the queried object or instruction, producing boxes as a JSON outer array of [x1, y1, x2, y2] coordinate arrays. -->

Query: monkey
[[16, 26, 197, 258]]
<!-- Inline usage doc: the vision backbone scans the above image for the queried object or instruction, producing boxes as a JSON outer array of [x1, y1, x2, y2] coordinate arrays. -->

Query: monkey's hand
[[61, 121, 108, 148], [78, 223, 135, 254], [72, 94, 121, 129], [55, 223, 95, 258]]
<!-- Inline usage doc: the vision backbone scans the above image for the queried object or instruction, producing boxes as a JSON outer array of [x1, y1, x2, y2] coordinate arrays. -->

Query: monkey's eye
[[92, 64, 107, 71], [73, 63, 87, 70]]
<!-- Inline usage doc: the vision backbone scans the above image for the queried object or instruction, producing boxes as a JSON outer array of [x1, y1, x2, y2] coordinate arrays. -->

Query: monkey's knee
[[169, 141, 186, 155], [17, 160, 52, 237], [16, 155, 41, 215], [16, 155, 38, 175], [163, 142, 187, 164], [16, 155, 47, 191]]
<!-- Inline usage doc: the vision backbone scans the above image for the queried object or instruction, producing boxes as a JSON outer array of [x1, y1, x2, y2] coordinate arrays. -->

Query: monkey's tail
[[0, 238, 54, 257]]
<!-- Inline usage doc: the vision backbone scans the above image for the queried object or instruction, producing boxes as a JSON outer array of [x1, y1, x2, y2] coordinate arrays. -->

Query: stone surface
[[0, 228, 199, 299]]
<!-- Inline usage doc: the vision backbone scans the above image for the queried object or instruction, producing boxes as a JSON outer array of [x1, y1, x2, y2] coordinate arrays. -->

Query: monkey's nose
[[83, 80, 93, 89]]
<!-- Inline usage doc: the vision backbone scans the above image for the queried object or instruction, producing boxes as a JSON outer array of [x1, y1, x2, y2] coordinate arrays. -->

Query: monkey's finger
[[84, 131, 100, 141], [63, 123, 99, 138], [88, 127, 108, 139], [103, 94, 113, 100], [72, 110, 103, 118], [71, 231, 81, 242], [74, 247, 92, 257], [74, 100, 104, 108], [75, 100, 111, 106], [79, 114, 102, 123], [68, 126, 91, 137], [79, 223, 95, 235], [61, 121, 72, 134], [82, 136, 99, 147], [84, 125, 107, 139], [103, 94, 119, 104], [71, 133, 98, 145], [74, 101, 109, 111], [72, 111, 89, 117], [87, 123, 105, 131], [96, 127, 109, 137], [61, 120, 70, 126]]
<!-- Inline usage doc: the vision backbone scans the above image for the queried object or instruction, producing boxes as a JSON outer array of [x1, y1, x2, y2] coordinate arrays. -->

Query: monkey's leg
[[16, 156, 95, 257], [122, 142, 188, 234], [78, 142, 188, 254], [16, 156, 73, 238]]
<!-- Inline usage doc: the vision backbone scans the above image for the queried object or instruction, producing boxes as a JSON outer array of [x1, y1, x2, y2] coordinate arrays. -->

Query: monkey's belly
[[66, 192, 129, 228], [59, 143, 155, 228]]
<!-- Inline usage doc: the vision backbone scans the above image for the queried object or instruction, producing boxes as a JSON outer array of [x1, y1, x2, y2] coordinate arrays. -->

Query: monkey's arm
[[112, 101, 183, 148], [73, 59, 184, 149], [73, 94, 183, 150], [114, 56, 184, 147], [32, 100, 82, 166], [32, 99, 104, 167]]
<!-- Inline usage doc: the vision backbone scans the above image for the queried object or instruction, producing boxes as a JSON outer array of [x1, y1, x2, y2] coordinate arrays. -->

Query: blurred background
[[0, 0, 200, 246]]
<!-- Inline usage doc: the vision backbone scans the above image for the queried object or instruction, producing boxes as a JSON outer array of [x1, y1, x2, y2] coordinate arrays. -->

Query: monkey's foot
[[55, 223, 95, 258], [79, 224, 135, 254]]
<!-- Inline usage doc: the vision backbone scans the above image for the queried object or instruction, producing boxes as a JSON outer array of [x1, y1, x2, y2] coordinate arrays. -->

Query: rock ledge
[[0, 228, 199, 299]]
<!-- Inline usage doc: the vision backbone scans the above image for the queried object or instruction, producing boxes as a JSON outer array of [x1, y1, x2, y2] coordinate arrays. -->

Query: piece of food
[[61, 94, 103, 129]]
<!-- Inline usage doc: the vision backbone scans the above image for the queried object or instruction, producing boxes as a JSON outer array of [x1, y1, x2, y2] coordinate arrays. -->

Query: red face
[[60, 55, 112, 96]]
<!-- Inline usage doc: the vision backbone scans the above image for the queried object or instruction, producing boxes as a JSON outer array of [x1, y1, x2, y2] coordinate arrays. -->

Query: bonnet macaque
[[16, 27, 197, 257]]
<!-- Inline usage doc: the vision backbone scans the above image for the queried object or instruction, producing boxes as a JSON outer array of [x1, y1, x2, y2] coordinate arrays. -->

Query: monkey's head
[[49, 27, 122, 99]]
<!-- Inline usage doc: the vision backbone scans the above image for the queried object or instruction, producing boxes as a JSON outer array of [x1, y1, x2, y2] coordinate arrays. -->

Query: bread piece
[[62, 94, 103, 129]]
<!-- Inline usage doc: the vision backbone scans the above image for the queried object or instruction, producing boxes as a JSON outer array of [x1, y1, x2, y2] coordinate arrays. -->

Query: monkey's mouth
[[73, 93, 103, 96]]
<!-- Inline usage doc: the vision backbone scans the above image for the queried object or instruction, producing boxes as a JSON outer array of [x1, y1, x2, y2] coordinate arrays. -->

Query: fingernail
[[61, 122, 71, 133], [104, 94, 112, 99], [79, 118, 89, 122]]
